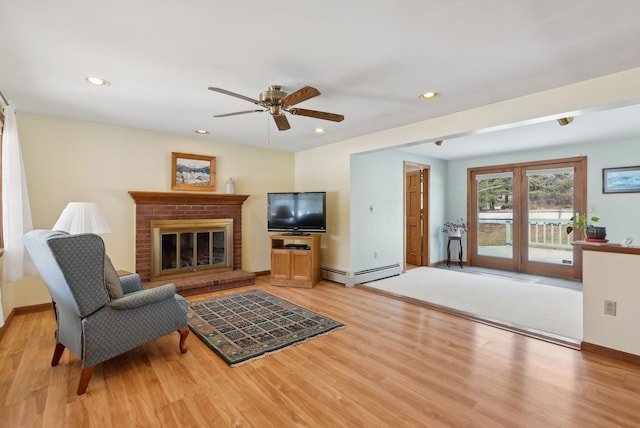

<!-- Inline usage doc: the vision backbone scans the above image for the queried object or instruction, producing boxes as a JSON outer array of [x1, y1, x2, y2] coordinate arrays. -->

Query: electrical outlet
[[604, 300, 617, 316]]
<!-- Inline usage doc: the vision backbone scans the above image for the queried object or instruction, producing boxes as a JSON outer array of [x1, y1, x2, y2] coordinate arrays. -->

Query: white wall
[[3, 113, 294, 312], [350, 149, 447, 271]]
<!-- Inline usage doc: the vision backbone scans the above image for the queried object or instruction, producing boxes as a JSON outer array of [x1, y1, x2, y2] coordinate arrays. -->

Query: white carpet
[[364, 267, 582, 341]]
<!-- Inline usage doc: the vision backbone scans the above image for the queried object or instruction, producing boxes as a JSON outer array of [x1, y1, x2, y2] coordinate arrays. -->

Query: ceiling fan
[[208, 85, 344, 131]]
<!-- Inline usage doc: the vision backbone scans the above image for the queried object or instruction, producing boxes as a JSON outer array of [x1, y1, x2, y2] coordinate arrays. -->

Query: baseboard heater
[[321, 267, 349, 285], [321, 263, 401, 287]]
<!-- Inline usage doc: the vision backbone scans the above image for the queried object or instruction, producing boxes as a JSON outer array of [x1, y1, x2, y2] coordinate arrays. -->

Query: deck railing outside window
[[479, 218, 574, 249]]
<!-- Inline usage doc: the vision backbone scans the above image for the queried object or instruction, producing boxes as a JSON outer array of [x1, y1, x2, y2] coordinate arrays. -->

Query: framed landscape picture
[[603, 166, 640, 193], [171, 152, 216, 191]]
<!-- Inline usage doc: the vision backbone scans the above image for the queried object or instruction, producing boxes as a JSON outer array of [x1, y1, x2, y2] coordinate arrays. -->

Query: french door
[[468, 157, 586, 279]]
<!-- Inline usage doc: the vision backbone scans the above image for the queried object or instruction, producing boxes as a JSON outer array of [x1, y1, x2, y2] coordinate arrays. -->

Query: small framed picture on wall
[[171, 152, 216, 191], [603, 166, 640, 193]]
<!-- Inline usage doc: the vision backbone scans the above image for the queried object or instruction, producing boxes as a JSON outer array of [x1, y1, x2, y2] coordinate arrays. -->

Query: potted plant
[[443, 218, 468, 237], [566, 214, 607, 241]]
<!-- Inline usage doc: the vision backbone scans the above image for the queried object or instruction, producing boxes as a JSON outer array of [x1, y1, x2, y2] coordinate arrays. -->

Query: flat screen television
[[267, 192, 326, 234]]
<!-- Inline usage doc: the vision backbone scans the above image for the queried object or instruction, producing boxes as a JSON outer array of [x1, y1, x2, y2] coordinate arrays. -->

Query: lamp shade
[[52, 202, 112, 234]]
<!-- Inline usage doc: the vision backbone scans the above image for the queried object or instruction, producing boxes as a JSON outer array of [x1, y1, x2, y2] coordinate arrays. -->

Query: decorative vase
[[448, 228, 462, 238], [225, 177, 236, 194]]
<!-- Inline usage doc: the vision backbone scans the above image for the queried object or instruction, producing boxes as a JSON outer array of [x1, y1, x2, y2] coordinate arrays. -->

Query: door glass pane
[[526, 167, 574, 265], [476, 172, 514, 259]]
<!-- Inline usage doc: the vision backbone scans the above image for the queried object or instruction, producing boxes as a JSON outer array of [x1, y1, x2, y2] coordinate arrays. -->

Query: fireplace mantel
[[129, 191, 249, 206]]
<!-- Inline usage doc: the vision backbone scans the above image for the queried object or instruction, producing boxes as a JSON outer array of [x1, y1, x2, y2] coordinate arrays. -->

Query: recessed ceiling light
[[557, 117, 574, 126], [313, 128, 326, 134], [84, 76, 110, 87], [419, 91, 440, 100], [194, 129, 210, 135]]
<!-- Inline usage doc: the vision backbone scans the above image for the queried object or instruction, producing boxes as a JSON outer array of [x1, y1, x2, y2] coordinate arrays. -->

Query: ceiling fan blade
[[214, 109, 264, 118], [273, 114, 291, 131], [280, 86, 320, 107], [289, 108, 344, 122], [208, 87, 260, 105]]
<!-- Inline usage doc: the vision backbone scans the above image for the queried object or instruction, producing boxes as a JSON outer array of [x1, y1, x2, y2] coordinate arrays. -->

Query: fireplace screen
[[151, 219, 233, 280]]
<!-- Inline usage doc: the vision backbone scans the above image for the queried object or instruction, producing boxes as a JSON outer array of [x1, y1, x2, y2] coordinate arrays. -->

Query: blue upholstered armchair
[[23, 230, 189, 395]]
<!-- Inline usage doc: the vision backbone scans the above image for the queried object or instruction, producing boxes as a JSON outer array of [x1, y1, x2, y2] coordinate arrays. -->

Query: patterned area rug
[[188, 289, 345, 366]]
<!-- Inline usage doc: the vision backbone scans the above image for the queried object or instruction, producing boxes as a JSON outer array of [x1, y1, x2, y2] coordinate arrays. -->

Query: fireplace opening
[[151, 219, 233, 281]]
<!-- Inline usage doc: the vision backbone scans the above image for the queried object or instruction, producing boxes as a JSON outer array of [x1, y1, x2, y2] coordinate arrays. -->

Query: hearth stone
[[144, 270, 256, 296]]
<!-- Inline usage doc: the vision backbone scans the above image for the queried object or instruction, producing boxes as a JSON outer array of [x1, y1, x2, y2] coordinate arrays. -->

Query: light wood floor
[[2, 277, 640, 427]]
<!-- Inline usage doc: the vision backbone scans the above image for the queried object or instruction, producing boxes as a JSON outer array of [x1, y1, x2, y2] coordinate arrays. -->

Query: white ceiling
[[400, 101, 640, 160], [2, 1, 640, 155]]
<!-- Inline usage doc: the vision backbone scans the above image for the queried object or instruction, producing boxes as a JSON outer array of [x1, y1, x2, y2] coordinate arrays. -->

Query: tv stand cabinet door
[[291, 251, 312, 282], [271, 249, 292, 280]]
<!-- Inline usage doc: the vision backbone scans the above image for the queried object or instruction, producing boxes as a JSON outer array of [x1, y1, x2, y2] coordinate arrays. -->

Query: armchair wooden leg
[[51, 343, 65, 366], [77, 366, 96, 395], [178, 328, 189, 353]]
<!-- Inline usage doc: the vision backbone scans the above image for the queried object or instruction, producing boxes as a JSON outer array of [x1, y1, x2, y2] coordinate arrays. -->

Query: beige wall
[[2, 113, 294, 315], [583, 251, 640, 355], [295, 143, 352, 271]]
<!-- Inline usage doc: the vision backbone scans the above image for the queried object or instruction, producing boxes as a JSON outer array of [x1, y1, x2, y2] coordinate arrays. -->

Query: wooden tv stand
[[270, 234, 321, 288]]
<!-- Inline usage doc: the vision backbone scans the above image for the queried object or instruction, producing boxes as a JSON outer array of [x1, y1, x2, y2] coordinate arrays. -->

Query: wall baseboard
[[581, 341, 640, 365], [253, 270, 271, 277], [14, 302, 54, 315], [0, 309, 16, 342], [0, 302, 54, 342]]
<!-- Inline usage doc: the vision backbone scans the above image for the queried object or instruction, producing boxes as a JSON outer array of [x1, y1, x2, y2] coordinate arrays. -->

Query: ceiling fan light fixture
[[419, 91, 440, 100], [209, 84, 343, 132], [260, 85, 287, 104], [557, 117, 574, 126], [84, 76, 110, 87]]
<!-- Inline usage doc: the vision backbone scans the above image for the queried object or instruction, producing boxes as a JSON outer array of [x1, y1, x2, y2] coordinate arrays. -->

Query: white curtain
[[1, 104, 35, 326]]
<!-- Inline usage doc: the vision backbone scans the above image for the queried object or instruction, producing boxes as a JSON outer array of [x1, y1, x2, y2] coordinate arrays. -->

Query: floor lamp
[[52, 202, 111, 234]]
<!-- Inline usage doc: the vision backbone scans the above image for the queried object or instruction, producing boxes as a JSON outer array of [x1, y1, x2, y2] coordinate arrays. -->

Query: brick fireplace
[[129, 191, 255, 295]]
